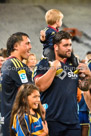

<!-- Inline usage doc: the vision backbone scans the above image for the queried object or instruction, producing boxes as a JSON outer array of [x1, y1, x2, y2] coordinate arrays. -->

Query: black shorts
[[47, 121, 81, 136]]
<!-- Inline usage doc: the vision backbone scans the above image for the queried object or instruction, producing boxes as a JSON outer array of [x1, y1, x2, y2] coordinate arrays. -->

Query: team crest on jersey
[[51, 32, 55, 35], [18, 70, 28, 83]]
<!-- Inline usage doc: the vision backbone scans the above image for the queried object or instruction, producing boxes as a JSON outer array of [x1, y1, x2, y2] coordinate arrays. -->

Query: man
[[1, 32, 32, 136], [33, 31, 91, 136], [84, 52, 91, 136]]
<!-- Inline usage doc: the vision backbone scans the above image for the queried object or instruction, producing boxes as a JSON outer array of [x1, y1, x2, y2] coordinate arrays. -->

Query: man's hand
[[39, 102, 46, 121], [78, 63, 91, 77], [78, 63, 91, 91], [49, 60, 61, 70]]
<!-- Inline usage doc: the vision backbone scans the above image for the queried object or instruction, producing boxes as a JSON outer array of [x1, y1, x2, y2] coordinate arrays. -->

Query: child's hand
[[42, 121, 49, 136], [40, 30, 46, 41]]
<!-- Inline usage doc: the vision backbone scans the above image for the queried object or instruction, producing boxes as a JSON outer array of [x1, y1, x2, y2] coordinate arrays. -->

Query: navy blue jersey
[[78, 94, 89, 112], [33, 58, 79, 125], [40, 25, 58, 50], [1, 57, 32, 136]]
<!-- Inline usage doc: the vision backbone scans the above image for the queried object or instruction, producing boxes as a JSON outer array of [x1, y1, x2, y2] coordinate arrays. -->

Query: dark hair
[[86, 51, 91, 55], [53, 30, 72, 45], [7, 32, 29, 56], [10, 83, 43, 136]]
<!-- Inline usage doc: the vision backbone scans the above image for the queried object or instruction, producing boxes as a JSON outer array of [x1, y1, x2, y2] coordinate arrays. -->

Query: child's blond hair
[[45, 9, 63, 25]]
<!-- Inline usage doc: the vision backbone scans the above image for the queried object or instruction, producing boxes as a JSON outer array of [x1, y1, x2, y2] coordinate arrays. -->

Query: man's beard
[[58, 53, 71, 58]]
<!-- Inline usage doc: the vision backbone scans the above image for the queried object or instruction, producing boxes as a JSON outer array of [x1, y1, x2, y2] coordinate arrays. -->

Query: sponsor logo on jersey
[[18, 70, 28, 83], [56, 68, 78, 80]]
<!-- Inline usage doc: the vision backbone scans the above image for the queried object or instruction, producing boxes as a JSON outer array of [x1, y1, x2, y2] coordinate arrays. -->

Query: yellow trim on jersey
[[13, 114, 17, 130], [24, 117, 30, 133], [88, 60, 91, 64], [80, 123, 89, 126], [51, 31, 55, 35], [32, 129, 44, 135], [13, 58, 21, 68], [56, 68, 63, 75], [18, 115, 26, 136], [11, 59, 18, 68], [32, 70, 34, 79], [11, 58, 23, 68], [40, 57, 47, 60], [44, 27, 49, 32], [17, 59, 23, 67], [74, 69, 79, 74], [29, 113, 44, 135]]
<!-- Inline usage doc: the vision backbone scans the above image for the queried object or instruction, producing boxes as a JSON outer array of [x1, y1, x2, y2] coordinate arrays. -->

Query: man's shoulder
[[37, 57, 49, 67], [33, 57, 49, 77], [1, 57, 25, 73], [6, 57, 24, 68]]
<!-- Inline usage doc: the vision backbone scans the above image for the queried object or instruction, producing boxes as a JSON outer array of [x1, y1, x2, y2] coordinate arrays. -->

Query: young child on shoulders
[[40, 9, 64, 61], [10, 83, 48, 136]]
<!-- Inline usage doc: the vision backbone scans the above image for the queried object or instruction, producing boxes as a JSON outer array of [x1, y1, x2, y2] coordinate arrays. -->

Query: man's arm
[[78, 63, 91, 91], [34, 60, 61, 92]]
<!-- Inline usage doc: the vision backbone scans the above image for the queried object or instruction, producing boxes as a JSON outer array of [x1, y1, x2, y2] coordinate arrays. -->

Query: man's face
[[17, 36, 32, 60], [56, 39, 72, 58]]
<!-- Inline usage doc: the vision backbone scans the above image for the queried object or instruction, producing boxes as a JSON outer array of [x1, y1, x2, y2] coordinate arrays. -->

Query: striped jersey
[[12, 113, 43, 136]]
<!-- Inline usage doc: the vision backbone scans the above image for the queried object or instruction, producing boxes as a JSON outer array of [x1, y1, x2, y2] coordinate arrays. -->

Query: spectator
[[78, 91, 89, 136], [33, 31, 91, 136], [1, 32, 33, 136], [85, 51, 91, 70], [26, 53, 37, 72], [10, 83, 48, 136], [0, 48, 8, 113]]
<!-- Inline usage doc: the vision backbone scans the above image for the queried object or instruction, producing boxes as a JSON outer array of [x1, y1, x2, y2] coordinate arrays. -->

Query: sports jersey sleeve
[[33, 58, 50, 81], [8, 58, 32, 87], [9, 66, 28, 87], [12, 114, 31, 136]]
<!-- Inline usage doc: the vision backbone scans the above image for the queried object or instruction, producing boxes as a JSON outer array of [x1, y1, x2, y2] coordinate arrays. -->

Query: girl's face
[[27, 90, 40, 113]]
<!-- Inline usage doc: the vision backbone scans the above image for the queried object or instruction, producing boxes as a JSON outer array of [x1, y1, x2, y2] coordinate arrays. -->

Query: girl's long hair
[[10, 83, 43, 136]]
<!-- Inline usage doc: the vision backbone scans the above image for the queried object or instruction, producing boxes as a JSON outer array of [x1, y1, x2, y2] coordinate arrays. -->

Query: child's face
[[56, 18, 63, 28], [28, 90, 40, 110]]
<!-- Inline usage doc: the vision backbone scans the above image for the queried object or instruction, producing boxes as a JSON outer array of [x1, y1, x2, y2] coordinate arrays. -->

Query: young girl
[[10, 84, 48, 136]]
